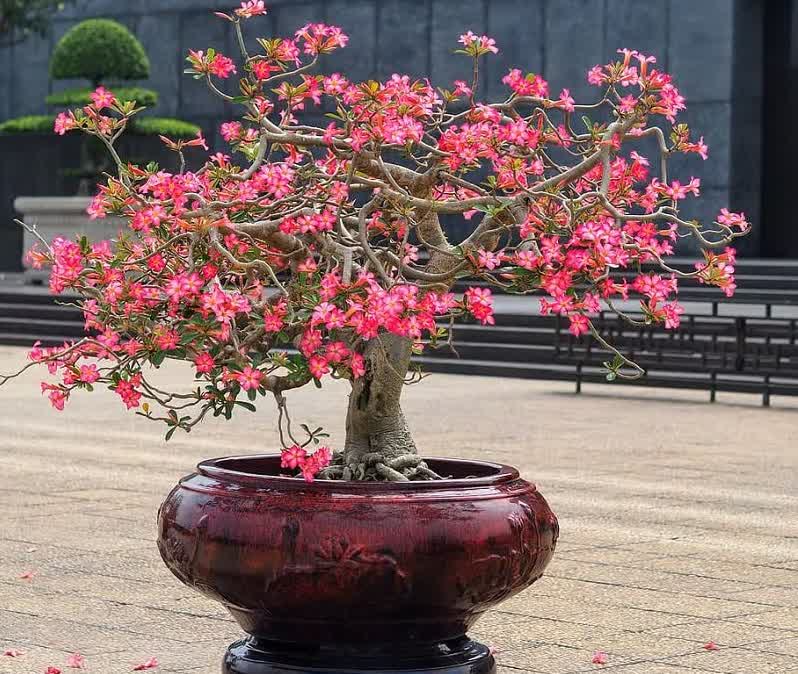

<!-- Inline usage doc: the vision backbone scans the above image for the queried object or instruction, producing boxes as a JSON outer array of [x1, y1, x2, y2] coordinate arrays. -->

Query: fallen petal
[[66, 652, 85, 668], [45, 667, 62, 674], [703, 641, 720, 651], [19, 570, 36, 580], [592, 651, 609, 665], [3, 649, 24, 657], [133, 657, 159, 670]]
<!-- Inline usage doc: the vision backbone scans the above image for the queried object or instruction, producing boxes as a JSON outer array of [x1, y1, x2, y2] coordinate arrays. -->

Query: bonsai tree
[[2, 2, 749, 482], [50, 18, 149, 88], [0, 0, 78, 48], [0, 18, 198, 138], [0, 18, 200, 185]]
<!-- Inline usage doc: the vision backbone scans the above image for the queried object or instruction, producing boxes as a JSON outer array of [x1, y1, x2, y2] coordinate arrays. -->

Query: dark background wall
[[0, 0, 771, 266]]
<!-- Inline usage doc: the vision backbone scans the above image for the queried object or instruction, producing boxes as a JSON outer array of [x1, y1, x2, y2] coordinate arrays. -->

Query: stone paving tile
[[727, 608, 798, 632], [123, 612, 242, 644], [498, 642, 638, 672], [743, 636, 798, 657], [0, 609, 185, 656], [546, 558, 764, 598], [658, 647, 798, 673], [586, 665, 708, 673], [1, 348, 797, 673], [641, 617, 796, 647]]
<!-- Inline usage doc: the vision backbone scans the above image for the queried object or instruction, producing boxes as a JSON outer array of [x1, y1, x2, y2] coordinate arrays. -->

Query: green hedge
[[0, 115, 54, 134], [0, 115, 201, 139], [130, 117, 201, 139], [46, 87, 159, 108], [50, 19, 150, 84]]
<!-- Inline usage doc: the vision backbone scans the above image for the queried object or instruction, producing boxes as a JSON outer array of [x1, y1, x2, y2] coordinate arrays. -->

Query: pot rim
[[196, 454, 522, 492]]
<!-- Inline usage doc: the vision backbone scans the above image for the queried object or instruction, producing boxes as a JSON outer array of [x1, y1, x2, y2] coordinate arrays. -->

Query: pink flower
[[236, 366, 263, 391], [464, 287, 495, 326], [90, 86, 116, 109], [220, 121, 242, 142], [717, 208, 748, 231], [78, 364, 100, 384], [281, 445, 307, 469], [557, 88, 575, 112], [568, 313, 590, 337], [235, 1, 267, 18], [3, 649, 23, 657], [325, 341, 349, 363], [155, 329, 180, 351], [308, 354, 330, 379], [66, 653, 85, 668], [301, 447, 332, 481], [703, 642, 720, 651], [115, 378, 142, 410], [209, 53, 236, 78], [54, 112, 76, 135], [591, 651, 608, 665], [587, 65, 605, 86], [662, 301, 684, 329], [132, 657, 159, 671], [45, 667, 62, 674], [618, 94, 637, 113], [458, 31, 498, 55], [19, 570, 36, 580], [476, 249, 502, 271], [42, 384, 68, 411], [349, 353, 366, 378], [452, 80, 473, 97], [252, 59, 277, 79], [194, 353, 215, 375]]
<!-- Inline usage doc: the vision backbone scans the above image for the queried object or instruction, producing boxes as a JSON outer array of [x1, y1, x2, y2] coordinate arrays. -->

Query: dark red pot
[[157, 455, 558, 674]]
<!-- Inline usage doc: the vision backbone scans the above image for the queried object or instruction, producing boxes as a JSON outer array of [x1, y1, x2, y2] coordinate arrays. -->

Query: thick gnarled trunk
[[343, 333, 418, 479]]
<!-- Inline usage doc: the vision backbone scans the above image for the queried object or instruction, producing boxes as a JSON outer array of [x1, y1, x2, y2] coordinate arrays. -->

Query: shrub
[[0, 115, 55, 134], [130, 117, 201, 139], [46, 86, 159, 108], [1, 114, 200, 139], [50, 19, 150, 85]]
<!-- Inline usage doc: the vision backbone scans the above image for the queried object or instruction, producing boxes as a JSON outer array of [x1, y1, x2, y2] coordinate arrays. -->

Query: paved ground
[[0, 344, 797, 674]]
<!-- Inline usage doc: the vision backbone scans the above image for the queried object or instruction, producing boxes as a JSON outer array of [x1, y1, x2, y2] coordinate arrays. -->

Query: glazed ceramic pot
[[157, 455, 558, 674]]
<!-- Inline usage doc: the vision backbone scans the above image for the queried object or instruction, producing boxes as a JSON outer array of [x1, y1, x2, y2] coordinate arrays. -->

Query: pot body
[[157, 455, 558, 671]]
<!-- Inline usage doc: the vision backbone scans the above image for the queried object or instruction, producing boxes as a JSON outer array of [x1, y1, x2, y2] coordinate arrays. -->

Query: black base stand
[[222, 636, 496, 674]]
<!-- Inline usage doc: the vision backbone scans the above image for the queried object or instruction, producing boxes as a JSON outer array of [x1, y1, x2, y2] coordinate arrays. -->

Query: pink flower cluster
[[280, 445, 332, 481]]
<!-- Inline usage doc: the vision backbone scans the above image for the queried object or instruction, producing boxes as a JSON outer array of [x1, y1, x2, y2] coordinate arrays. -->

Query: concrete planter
[[13, 196, 124, 282]]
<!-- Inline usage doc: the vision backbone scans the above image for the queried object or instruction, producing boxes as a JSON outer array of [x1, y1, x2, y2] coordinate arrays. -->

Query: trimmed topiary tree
[[50, 18, 149, 87]]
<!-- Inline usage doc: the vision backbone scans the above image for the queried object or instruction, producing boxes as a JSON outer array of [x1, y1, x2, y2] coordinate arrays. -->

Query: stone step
[[0, 316, 86, 338]]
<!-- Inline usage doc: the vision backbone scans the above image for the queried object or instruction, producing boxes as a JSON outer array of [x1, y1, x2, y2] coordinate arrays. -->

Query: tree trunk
[[343, 333, 418, 473]]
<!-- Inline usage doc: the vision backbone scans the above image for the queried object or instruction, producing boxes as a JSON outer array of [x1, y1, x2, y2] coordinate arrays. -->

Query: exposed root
[[317, 451, 444, 482], [416, 464, 444, 480], [387, 455, 423, 471], [375, 462, 409, 481]]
